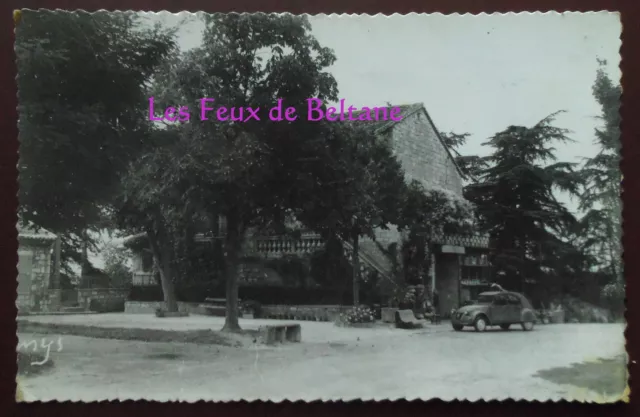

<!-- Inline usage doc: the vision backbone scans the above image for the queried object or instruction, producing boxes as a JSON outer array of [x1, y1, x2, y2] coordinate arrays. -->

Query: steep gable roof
[[17, 222, 57, 241], [342, 103, 465, 179]]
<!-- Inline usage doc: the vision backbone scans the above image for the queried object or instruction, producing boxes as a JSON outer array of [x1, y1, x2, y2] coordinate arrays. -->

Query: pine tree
[[465, 113, 581, 298]]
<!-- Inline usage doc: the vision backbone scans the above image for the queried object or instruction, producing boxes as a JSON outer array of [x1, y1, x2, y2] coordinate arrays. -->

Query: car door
[[505, 294, 523, 323], [489, 294, 509, 324]]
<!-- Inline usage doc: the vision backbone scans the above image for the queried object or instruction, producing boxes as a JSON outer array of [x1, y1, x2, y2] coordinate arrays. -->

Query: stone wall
[[364, 109, 465, 265], [124, 301, 202, 314], [260, 304, 352, 322], [78, 288, 129, 311], [16, 242, 60, 313], [390, 110, 463, 196]]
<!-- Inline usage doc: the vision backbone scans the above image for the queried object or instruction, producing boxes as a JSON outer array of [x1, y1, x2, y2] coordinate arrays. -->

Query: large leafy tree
[[396, 180, 475, 285], [16, 11, 176, 273], [465, 113, 582, 297], [116, 129, 185, 312], [294, 123, 406, 305], [132, 14, 340, 330]]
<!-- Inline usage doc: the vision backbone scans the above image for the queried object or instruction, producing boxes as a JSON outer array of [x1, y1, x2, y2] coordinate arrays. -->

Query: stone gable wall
[[371, 110, 464, 251], [390, 110, 463, 195]]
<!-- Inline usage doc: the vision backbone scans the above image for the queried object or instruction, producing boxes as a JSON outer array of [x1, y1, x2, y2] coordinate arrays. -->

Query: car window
[[507, 294, 521, 306], [493, 295, 508, 305], [477, 295, 494, 304]]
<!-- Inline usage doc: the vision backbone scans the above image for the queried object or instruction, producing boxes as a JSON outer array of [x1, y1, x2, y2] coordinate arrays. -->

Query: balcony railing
[[254, 233, 324, 258], [132, 271, 155, 286]]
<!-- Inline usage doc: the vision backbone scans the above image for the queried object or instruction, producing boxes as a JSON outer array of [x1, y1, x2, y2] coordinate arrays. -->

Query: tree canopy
[[578, 62, 623, 312], [465, 113, 582, 295], [118, 14, 344, 330], [16, 10, 176, 272]]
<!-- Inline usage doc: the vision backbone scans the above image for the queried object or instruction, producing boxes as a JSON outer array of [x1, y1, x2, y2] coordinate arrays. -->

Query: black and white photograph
[[15, 10, 625, 402]]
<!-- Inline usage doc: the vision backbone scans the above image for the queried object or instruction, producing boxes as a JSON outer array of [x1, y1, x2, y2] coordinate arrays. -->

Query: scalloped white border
[[15, 9, 626, 404]]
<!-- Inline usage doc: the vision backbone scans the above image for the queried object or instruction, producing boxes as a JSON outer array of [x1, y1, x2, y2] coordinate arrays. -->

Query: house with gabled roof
[[124, 103, 491, 316]]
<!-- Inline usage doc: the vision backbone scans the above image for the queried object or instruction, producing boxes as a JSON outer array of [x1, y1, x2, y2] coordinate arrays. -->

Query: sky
[[159, 11, 621, 180], [91, 11, 621, 270]]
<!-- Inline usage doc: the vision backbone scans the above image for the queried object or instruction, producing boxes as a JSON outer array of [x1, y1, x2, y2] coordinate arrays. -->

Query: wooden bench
[[259, 324, 302, 344], [395, 309, 427, 329]]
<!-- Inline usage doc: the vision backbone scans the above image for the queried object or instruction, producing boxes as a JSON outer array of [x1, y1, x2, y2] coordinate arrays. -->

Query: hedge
[[128, 283, 381, 306]]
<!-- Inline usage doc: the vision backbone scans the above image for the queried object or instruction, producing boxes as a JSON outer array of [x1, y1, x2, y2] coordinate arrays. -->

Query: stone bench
[[199, 298, 243, 317], [259, 324, 302, 344], [395, 309, 427, 329]]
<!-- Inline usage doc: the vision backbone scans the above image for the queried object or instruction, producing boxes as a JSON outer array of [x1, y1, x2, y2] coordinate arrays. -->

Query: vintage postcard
[[15, 10, 626, 402]]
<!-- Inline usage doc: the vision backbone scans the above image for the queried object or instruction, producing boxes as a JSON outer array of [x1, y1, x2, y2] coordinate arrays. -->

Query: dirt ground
[[16, 314, 627, 403]]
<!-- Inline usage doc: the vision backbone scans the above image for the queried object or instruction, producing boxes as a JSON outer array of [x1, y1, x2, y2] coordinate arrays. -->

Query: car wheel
[[474, 316, 488, 332], [521, 321, 534, 331], [500, 324, 510, 330], [452, 324, 463, 331]]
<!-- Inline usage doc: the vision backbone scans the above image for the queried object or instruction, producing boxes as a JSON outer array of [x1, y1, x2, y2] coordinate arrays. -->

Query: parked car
[[450, 291, 536, 332]]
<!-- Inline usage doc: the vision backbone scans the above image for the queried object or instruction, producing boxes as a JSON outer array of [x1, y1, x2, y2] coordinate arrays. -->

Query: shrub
[[337, 306, 376, 326], [89, 298, 125, 313], [242, 300, 263, 318], [128, 283, 357, 305]]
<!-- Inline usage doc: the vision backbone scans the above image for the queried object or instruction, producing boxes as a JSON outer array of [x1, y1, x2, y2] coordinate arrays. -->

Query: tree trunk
[[222, 212, 243, 332], [352, 230, 360, 306], [147, 231, 179, 312]]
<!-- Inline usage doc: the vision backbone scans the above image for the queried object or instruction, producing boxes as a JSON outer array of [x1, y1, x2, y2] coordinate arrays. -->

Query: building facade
[[125, 104, 491, 315]]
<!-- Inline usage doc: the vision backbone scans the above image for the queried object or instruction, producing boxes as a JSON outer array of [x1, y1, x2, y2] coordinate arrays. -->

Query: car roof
[[479, 291, 521, 297], [478, 291, 533, 307]]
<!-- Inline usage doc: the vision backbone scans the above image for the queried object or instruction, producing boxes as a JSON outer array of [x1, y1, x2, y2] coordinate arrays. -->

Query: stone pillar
[[429, 253, 436, 294], [51, 236, 61, 289]]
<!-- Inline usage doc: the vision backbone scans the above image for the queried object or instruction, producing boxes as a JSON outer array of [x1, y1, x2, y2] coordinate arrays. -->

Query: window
[[493, 295, 508, 306], [506, 294, 521, 306]]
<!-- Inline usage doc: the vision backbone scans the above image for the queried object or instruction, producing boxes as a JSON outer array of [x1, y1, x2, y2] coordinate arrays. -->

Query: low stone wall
[[78, 288, 129, 311], [260, 305, 353, 322], [381, 307, 398, 323], [125, 301, 203, 314]]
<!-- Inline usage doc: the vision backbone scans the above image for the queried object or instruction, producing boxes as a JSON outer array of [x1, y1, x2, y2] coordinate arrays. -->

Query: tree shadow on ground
[[18, 321, 259, 347], [534, 355, 627, 397]]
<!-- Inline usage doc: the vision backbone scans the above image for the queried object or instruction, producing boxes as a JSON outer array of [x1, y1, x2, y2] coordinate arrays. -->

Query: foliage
[[465, 113, 582, 295], [309, 237, 353, 289], [399, 181, 475, 236], [265, 255, 311, 287], [133, 13, 343, 330], [102, 244, 132, 288], [440, 131, 489, 180], [128, 283, 358, 305], [294, 122, 407, 305], [16, 11, 176, 272], [578, 62, 622, 310], [89, 298, 126, 313], [388, 284, 427, 309], [337, 306, 376, 325], [393, 180, 476, 285]]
